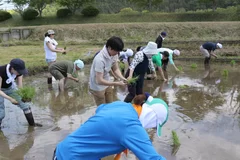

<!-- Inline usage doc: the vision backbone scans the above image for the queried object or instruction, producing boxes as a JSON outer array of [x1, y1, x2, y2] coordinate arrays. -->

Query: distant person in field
[[119, 48, 134, 75], [44, 30, 66, 85], [49, 59, 84, 92], [155, 31, 167, 48], [154, 48, 181, 80], [146, 51, 169, 82], [0, 59, 42, 129], [89, 36, 127, 106], [200, 42, 222, 66]]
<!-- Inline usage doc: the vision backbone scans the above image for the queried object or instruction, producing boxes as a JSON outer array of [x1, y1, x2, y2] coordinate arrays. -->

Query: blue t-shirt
[[56, 101, 165, 160], [202, 42, 217, 51]]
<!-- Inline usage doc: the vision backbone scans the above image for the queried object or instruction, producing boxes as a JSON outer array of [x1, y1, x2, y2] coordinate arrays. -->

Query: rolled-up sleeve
[[129, 52, 144, 70]]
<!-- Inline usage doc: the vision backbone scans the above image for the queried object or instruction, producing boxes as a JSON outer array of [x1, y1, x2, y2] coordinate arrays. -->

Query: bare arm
[[67, 73, 79, 82], [95, 72, 125, 86], [157, 66, 167, 81], [16, 75, 23, 88], [112, 62, 127, 81], [172, 64, 180, 72], [0, 77, 18, 104], [210, 51, 218, 58], [46, 42, 65, 53]]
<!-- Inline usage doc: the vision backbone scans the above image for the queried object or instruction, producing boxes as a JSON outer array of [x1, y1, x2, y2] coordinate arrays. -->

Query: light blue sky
[[0, 2, 15, 10]]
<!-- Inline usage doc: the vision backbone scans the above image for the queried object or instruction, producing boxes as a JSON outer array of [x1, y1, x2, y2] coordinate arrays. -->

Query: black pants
[[124, 74, 145, 103]]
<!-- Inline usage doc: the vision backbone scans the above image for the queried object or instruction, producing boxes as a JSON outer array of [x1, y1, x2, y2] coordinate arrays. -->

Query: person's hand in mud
[[163, 78, 168, 82], [10, 98, 19, 105]]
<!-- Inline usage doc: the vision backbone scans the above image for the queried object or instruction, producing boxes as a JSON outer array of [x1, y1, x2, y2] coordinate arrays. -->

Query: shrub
[[119, 7, 139, 15], [81, 6, 99, 17], [57, 8, 72, 18], [0, 10, 12, 22], [22, 8, 39, 20]]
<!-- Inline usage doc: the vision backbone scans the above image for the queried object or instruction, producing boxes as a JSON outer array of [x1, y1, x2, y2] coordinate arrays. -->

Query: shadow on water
[[0, 62, 240, 160]]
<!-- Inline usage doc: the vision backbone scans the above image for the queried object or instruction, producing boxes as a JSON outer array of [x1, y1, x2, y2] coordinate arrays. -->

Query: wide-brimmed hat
[[10, 58, 28, 75], [139, 96, 168, 137], [74, 59, 84, 69], [142, 42, 158, 56]]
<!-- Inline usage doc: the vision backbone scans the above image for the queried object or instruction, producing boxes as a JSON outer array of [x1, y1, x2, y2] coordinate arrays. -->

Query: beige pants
[[200, 45, 210, 57], [89, 87, 113, 106]]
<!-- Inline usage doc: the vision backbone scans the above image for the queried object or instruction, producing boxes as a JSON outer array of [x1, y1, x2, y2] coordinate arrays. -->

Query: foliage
[[171, 130, 181, 155], [130, 0, 163, 11], [191, 63, 197, 68], [81, 5, 99, 17], [16, 86, 36, 102], [29, 0, 51, 17], [57, 8, 71, 18], [127, 76, 139, 84], [11, 0, 29, 16], [56, 0, 92, 14], [22, 8, 39, 20], [119, 7, 139, 15], [0, 10, 12, 22]]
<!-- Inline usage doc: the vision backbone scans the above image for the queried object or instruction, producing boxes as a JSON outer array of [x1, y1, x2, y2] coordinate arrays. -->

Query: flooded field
[[0, 61, 240, 160]]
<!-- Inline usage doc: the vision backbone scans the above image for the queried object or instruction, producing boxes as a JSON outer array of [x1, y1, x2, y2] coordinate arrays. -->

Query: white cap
[[47, 30, 55, 35], [173, 49, 180, 56], [139, 98, 168, 137], [74, 59, 84, 69], [142, 42, 158, 56], [216, 43, 222, 49]]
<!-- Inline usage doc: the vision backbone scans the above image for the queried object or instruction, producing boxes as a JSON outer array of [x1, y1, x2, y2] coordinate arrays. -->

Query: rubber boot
[[24, 109, 42, 127], [47, 77, 52, 84]]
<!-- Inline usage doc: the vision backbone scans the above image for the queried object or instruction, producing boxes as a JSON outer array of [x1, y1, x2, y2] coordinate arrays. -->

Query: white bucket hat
[[216, 43, 222, 49], [74, 59, 84, 69], [47, 30, 55, 35], [125, 49, 134, 57], [173, 49, 180, 56], [142, 42, 158, 56], [139, 96, 169, 137]]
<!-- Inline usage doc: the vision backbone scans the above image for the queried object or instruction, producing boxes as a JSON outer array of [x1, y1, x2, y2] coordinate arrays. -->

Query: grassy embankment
[[0, 22, 240, 75]]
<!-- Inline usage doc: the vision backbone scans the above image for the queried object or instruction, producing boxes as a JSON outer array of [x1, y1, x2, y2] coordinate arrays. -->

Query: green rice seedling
[[119, 62, 125, 71], [171, 130, 181, 155], [179, 85, 189, 89], [191, 63, 197, 69], [16, 86, 36, 102], [178, 66, 183, 71], [127, 76, 139, 85], [221, 69, 229, 77], [230, 60, 236, 66]]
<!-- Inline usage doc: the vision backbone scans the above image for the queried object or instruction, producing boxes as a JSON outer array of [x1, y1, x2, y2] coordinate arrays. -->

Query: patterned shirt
[[129, 51, 155, 72]]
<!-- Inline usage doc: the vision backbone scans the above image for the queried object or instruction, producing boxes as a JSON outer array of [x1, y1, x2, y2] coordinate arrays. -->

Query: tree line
[[2, 0, 240, 16]]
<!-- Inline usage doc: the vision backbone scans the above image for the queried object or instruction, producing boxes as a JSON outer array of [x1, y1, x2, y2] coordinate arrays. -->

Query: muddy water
[[0, 61, 240, 160]]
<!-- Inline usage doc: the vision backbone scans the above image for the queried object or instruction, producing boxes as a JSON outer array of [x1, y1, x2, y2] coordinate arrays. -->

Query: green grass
[[0, 43, 100, 75], [16, 86, 36, 102], [172, 131, 181, 155]]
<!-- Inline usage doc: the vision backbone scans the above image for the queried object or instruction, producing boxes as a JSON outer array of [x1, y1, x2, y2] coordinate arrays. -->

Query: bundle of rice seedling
[[127, 76, 139, 85], [16, 86, 35, 102], [171, 130, 181, 155]]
